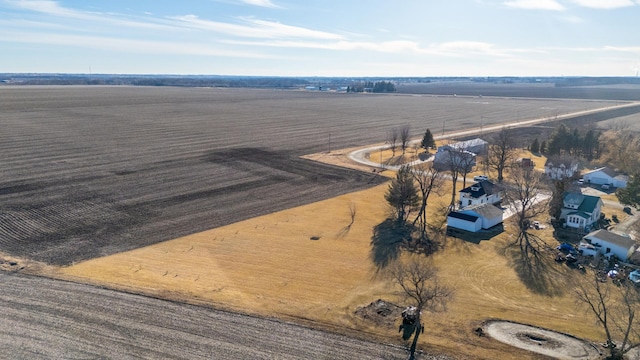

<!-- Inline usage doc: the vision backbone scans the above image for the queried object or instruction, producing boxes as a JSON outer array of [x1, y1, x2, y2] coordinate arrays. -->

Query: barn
[[447, 203, 503, 233], [582, 167, 628, 188]]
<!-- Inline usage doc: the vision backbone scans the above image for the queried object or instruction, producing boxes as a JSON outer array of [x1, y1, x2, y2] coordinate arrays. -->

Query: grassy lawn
[[55, 153, 616, 359]]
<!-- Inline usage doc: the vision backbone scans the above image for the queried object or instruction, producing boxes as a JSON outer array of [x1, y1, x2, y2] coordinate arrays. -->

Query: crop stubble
[[0, 86, 637, 265]]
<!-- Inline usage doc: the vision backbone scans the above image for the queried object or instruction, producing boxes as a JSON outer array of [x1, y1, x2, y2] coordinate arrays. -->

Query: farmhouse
[[583, 229, 637, 261], [459, 180, 501, 208], [559, 192, 603, 231], [582, 167, 628, 189], [433, 138, 487, 171], [544, 156, 579, 180], [447, 203, 503, 233]]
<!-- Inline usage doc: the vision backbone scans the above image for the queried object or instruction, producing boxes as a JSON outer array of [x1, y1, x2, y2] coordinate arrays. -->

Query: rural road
[[0, 272, 433, 360], [348, 101, 640, 170]]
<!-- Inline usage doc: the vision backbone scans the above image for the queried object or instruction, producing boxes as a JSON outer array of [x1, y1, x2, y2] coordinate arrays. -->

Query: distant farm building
[[433, 138, 487, 172], [544, 156, 579, 180], [582, 167, 628, 189]]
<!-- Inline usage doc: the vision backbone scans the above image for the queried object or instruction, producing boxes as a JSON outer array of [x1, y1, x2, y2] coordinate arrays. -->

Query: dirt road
[[0, 272, 421, 359]]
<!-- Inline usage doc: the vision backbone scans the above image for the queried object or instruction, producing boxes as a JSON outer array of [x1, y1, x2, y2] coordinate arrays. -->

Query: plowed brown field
[[0, 86, 635, 265]]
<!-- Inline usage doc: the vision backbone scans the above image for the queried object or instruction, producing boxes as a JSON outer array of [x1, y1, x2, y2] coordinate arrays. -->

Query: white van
[[473, 175, 488, 182]]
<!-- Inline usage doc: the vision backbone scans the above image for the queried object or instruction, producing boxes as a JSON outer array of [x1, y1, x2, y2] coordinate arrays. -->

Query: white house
[[583, 229, 637, 261], [433, 138, 488, 172], [447, 203, 503, 232], [560, 192, 603, 231], [544, 156, 579, 180], [459, 180, 501, 208], [582, 167, 628, 188]]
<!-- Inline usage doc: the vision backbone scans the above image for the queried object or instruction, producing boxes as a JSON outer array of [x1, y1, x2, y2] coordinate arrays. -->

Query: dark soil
[[354, 299, 404, 328], [2, 86, 639, 265]]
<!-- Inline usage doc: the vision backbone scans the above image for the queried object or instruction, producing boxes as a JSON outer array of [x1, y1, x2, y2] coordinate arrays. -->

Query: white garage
[[447, 204, 503, 233], [447, 212, 482, 232], [582, 167, 628, 188]]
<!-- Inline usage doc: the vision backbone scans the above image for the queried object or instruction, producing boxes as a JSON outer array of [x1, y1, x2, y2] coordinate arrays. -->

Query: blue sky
[[1, 0, 639, 76]]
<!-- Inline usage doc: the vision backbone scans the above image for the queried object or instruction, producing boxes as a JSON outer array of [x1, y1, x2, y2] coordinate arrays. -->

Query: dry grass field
[[4, 85, 640, 358], [56, 170, 627, 359], [2, 86, 631, 265]]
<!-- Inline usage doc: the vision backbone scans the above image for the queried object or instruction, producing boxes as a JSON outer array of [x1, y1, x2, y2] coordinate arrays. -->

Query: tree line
[[347, 81, 396, 93]]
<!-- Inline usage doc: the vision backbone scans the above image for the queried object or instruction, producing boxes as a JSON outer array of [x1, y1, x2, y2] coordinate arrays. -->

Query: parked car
[[473, 175, 488, 182], [577, 178, 584, 185], [629, 270, 640, 285], [601, 184, 610, 190], [557, 242, 577, 254]]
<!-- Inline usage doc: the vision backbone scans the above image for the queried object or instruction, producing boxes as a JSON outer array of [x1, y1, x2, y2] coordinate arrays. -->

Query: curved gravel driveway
[[1, 273, 414, 359], [484, 321, 601, 359]]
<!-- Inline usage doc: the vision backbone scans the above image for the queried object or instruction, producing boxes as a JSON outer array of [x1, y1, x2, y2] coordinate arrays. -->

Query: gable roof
[[585, 229, 636, 249], [563, 192, 602, 213], [460, 180, 496, 198], [578, 195, 602, 213], [544, 155, 578, 168], [462, 203, 503, 219], [584, 166, 618, 178], [448, 212, 479, 222], [563, 192, 584, 207]]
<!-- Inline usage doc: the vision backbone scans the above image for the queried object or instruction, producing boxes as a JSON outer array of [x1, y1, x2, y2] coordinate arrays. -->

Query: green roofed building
[[560, 192, 603, 232]]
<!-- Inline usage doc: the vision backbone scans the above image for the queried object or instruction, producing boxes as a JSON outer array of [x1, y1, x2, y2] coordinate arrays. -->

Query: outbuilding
[[447, 203, 503, 233], [583, 229, 637, 261], [447, 212, 482, 232], [582, 167, 628, 189]]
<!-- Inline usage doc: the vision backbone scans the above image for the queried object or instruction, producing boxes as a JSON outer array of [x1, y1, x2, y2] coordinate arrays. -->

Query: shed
[[460, 203, 503, 229], [583, 229, 637, 261], [582, 167, 628, 188], [447, 212, 482, 233]]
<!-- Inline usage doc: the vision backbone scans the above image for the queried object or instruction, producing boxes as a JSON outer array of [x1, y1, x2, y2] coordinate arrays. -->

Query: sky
[[1, 0, 639, 77]]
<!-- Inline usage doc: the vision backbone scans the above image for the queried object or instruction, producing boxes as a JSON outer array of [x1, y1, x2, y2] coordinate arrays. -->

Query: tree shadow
[[370, 218, 414, 271], [503, 231, 569, 296], [445, 224, 504, 245]]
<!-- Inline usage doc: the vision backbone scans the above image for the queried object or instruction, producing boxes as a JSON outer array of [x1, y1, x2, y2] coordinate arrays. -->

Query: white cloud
[[4, 0, 178, 30], [240, 0, 279, 8], [503, 0, 565, 10], [558, 15, 584, 23], [0, 30, 275, 58], [223, 38, 527, 59], [603, 45, 640, 52], [170, 15, 343, 40], [568, 0, 636, 9]]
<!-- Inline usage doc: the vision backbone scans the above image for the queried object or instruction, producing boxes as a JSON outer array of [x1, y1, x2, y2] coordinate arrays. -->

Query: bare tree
[[388, 257, 454, 360], [504, 166, 550, 259], [438, 146, 476, 210], [487, 127, 516, 183], [576, 271, 640, 359], [410, 164, 445, 244], [400, 124, 411, 156], [598, 128, 640, 175], [387, 127, 399, 158]]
